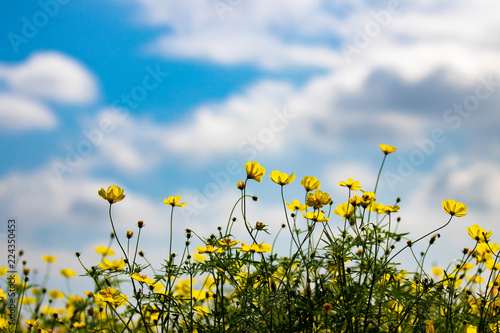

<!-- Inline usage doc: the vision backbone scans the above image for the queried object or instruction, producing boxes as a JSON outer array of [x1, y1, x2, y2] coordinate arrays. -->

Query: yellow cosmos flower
[[431, 267, 444, 277], [24, 319, 38, 328], [379, 144, 396, 155], [192, 253, 207, 262], [95, 246, 115, 256], [349, 195, 361, 206], [286, 199, 307, 212], [467, 224, 493, 243], [301, 176, 321, 191], [306, 190, 332, 209], [60, 268, 77, 278], [99, 257, 126, 271], [48, 289, 65, 299], [467, 275, 485, 284], [131, 273, 155, 285], [22, 296, 36, 304], [98, 185, 125, 204], [239, 242, 272, 253], [42, 255, 56, 263], [236, 181, 246, 190], [486, 258, 500, 271], [245, 161, 266, 182], [338, 178, 362, 191], [196, 245, 224, 254], [0, 318, 9, 330], [368, 203, 384, 213], [441, 274, 462, 288], [466, 325, 477, 333], [333, 202, 356, 220], [455, 262, 474, 273], [270, 170, 295, 185], [94, 287, 128, 307], [218, 238, 240, 247], [442, 199, 467, 217], [164, 195, 186, 207], [359, 192, 376, 208], [302, 211, 329, 223], [378, 205, 400, 215], [0, 266, 8, 277]]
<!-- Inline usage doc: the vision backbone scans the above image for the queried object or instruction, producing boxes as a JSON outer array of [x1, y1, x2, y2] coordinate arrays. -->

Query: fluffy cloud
[[0, 51, 99, 104], [0, 94, 57, 130]]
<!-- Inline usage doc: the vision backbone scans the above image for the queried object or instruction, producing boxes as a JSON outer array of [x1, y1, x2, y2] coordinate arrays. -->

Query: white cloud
[[150, 29, 341, 70], [0, 51, 99, 104], [0, 94, 57, 130]]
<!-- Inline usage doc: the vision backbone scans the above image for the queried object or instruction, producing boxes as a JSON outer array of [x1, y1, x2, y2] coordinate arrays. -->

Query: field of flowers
[[1, 145, 499, 332]]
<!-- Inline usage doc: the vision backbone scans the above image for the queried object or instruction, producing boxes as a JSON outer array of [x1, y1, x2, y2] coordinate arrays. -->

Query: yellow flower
[[218, 238, 240, 247], [0, 266, 8, 277], [164, 195, 186, 207], [196, 245, 224, 254], [442, 199, 467, 217], [245, 161, 266, 182], [306, 190, 332, 209], [22, 296, 36, 304], [333, 202, 356, 220], [467, 275, 485, 283], [95, 246, 115, 256], [131, 273, 155, 285], [42, 255, 57, 263], [239, 242, 272, 253], [486, 258, 500, 271], [270, 170, 295, 185], [24, 319, 38, 328], [98, 185, 125, 204], [349, 195, 361, 206], [94, 287, 128, 307], [338, 178, 362, 191], [301, 176, 321, 191], [192, 253, 206, 262], [302, 211, 329, 223], [431, 267, 443, 277], [99, 257, 126, 271], [379, 144, 396, 155], [467, 224, 492, 243], [359, 192, 376, 208], [73, 322, 86, 328], [60, 268, 77, 278], [0, 318, 9, 330], [378, 205, 400, 214], [194, 305, 210, 318], [286, 199, 307, 212], [48, 289, 65, 299], [236, 181, 246, 190], [467, 325, 478, 333], [441, 274, 462, 288]]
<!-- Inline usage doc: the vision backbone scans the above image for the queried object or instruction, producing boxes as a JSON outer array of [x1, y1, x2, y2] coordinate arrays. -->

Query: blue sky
[[1, 0, 500, 293]]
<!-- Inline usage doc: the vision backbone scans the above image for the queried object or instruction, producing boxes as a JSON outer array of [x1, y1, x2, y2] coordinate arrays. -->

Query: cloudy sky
[[1, 0, 499, 293]]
